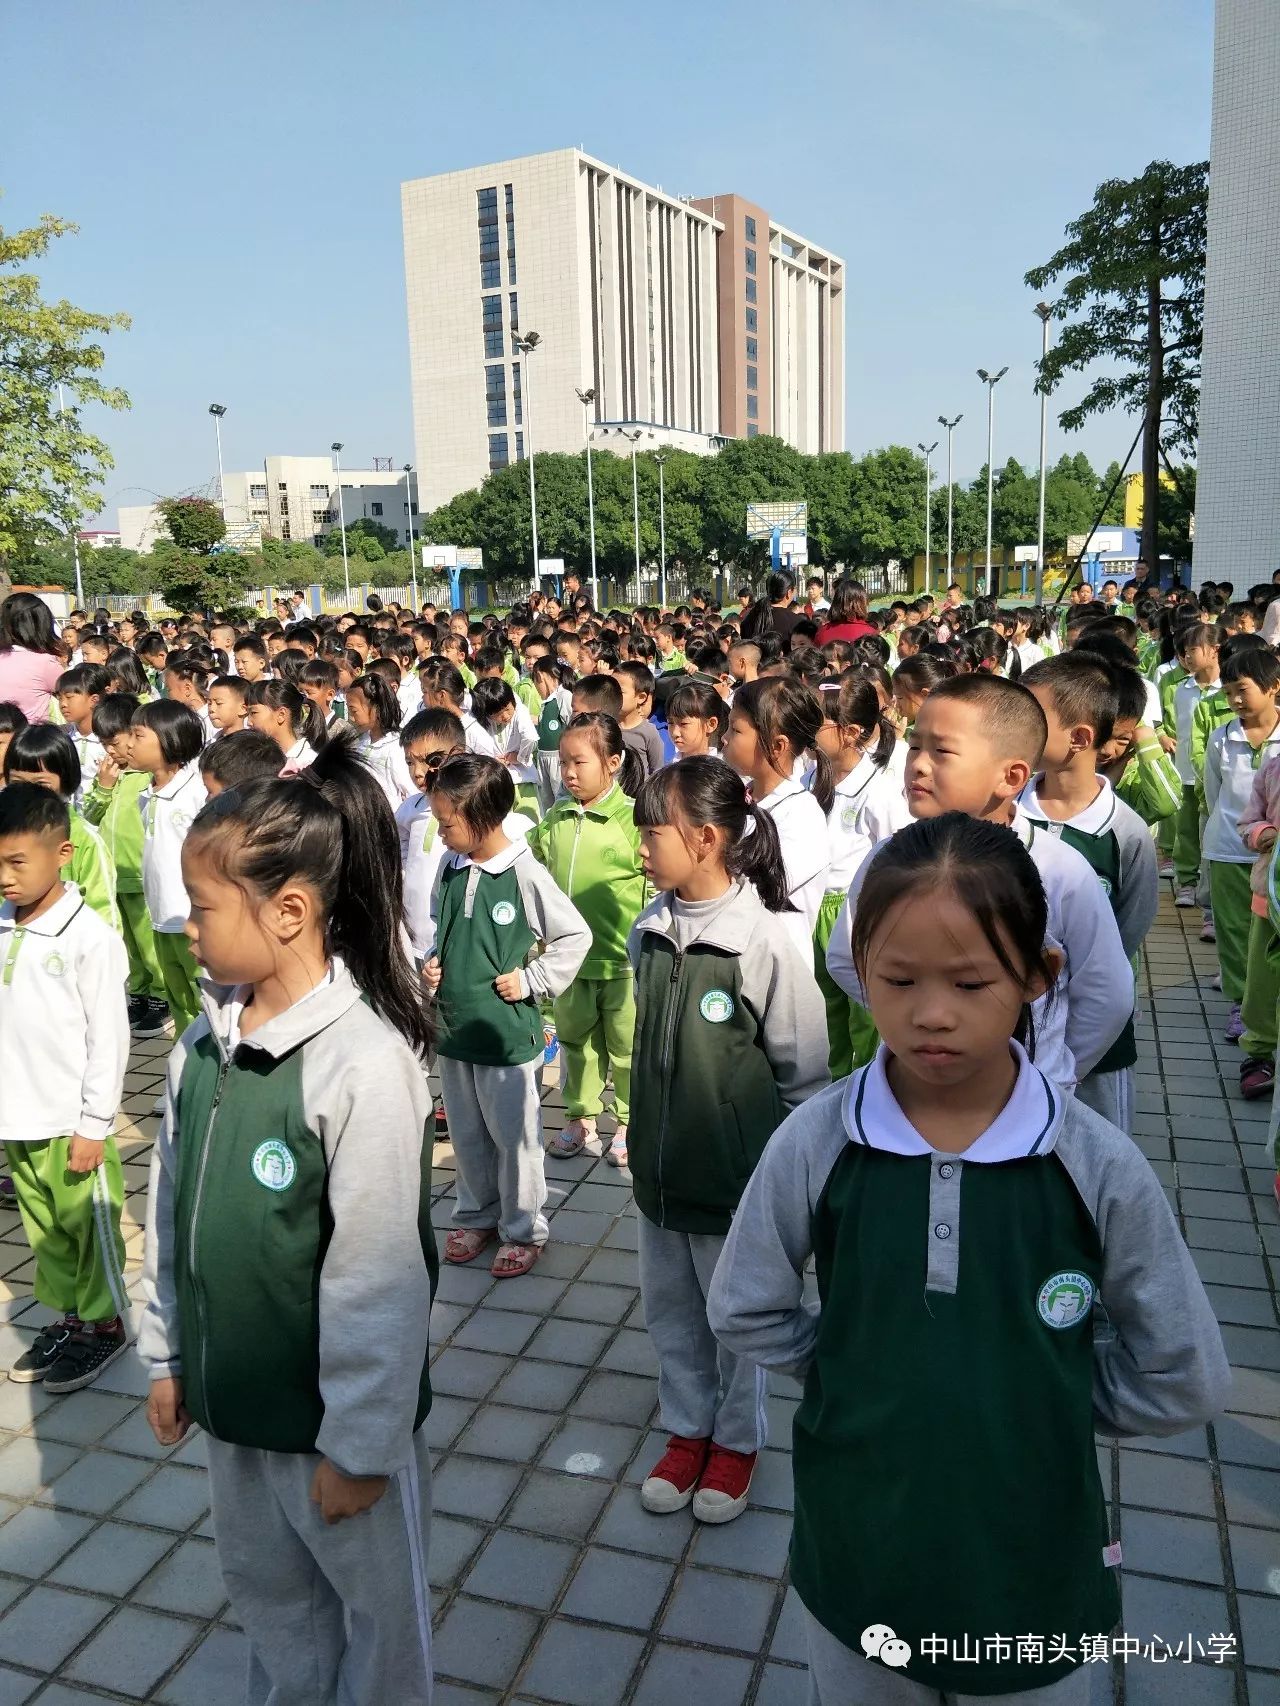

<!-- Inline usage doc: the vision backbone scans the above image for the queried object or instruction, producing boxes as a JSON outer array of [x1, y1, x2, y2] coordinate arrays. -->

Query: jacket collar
[[1021, 775, 1116, 835], [448, 835, 527, 877], [152, 761, 202, 802], [0, 883, 85, 939], [635, 878, 764, 954], [201, 957, 362, 1062], [560, 783, 626, 824], [844, 1041, 1064, 1162]]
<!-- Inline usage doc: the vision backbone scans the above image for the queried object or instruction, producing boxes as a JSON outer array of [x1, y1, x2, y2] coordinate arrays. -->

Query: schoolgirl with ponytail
[[346, 671, 414, 806], [722, 676, 832, 964], [139, 729, 436, 1706], [627, 756, 829, 1527], [244, 678, 326, 772], [811, 671, 910, 1075]]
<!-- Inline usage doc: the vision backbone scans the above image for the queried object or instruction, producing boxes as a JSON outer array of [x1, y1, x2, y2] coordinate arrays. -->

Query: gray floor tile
[[462, 1529, 577, 1610], [454, 1403, 558, 1461], [1223, 1324, 1280, 1371], [598, 1329, 660, 1377], [426, 1516, 485, 1589], [27, 1392, 140, 1448], [525, 1318, 615, 1367], [491, 1360, 585, 1413], [451, 1309, 540, 1355], [692, 1505, 794, 1576], [113, 1464, 209, 1531], [632, 1642, 754, 1706], [768, 1587, 809, 1664], [505, 1472, 611, 1542], [593, 1485, 694, 1560], [538, 1419, 640, 1480], [0, 1504, 94, 1578], [1120, 1510, 1225, 1584], [1119, 1451, 1217, 1518], [1123, 1659, 1239, 1704], [154, 1626, 249, 1706], [1220, 1462, 1280, 1528], [429, 1348, 512, 1401], [1120, 1573, 1229, 1646], [518, 1619, 644, 1706], [432, 1457, 522, 1522], [49, 1522, 176, 1596], [433, 1595, 538, 1690], [0, 1667, 38, 1706], [423, 1394, 476, 1450], [0, 1586, 112, 1669], [556, 1283, 635, 1325], [134, 1537, 228, 1618], [0, 1438, 80, 1500], [756, 1660, 812, 1706], [560, 1545, 673, 1628], [63, 1603, 202, 1696], [1215, 1413, 1280, 1469], [661, 1565, 776, 1652], [572, 1370, 658, 1427]]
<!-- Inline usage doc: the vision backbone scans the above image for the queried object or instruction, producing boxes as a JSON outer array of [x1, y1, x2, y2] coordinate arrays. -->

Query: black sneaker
[[434, 1101, 449, 1141], [44, 1323, 129, 1395], [10, 1318, 75, 1384], [131, 997, 171, 1040], [126, 993, 147, 1030], [0, 1176, 16, 1210]]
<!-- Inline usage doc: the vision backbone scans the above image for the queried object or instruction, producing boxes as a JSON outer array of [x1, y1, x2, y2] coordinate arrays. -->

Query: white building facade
[[1191, 0, 1280, 588]]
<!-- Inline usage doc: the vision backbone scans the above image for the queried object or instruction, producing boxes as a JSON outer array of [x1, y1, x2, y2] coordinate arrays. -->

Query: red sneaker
[[1240, 1059, 1275, 1101], [693, 1444, 757, 1524], [640, 1434, 710, 1514]]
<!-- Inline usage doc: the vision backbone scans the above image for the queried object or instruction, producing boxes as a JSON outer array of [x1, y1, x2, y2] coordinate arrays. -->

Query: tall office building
[[401, 149, 845, 511], [1191, 0, 1280, 587]]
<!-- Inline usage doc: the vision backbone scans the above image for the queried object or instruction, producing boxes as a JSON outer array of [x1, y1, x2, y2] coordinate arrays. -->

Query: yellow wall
[[1124, 469, 1176, 530]]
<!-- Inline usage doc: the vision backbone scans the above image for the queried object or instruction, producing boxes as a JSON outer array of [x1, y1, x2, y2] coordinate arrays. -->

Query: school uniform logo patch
[[546, 719, 560, 734], [840, 804, 860, 828], [699, 989, 735, 1023], [251, 1140, 296, 1192], [491, 901, 517, 926], [41, 952, 67, 978], [1037, 1270, 1094, 1328]]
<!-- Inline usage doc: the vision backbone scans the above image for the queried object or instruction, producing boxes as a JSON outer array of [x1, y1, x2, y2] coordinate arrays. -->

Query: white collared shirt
[[139, 762, 208, 932], [1204, 718, 1280, 863], [813, 754, 910, 889], [1173, 675, 1218, 784], [756, 775, 830, 959], [846, 1040, 1060, 1162], [357, 731, 415, 808]]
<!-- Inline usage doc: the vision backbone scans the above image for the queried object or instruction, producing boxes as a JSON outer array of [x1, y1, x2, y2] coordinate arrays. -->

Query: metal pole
[[404, 465, 419, 612], [631, 443, 641, 589], [577, 388, 599, 608], [938, 414, 962, 576], [57, 383, 84, 609], [985, 386, 995, 586], [1035, 305, 1052, 603], [924, 449, 932, 592], [655, 454, 668, 608], [213, 415, 226, 509], [332, 444, 351, 605], [524, 354, 540, 587]]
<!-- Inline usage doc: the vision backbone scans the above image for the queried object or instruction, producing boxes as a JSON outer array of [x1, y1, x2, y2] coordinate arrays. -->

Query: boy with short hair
[[206, 674, 247, 737], [56, 664, 108, 805], [1018, 654, 1159, 1132], [615, 662, 663, 780], [0, 784, 130, 1391], [232, 634, 270, 684], [197, 729, 287, 796]]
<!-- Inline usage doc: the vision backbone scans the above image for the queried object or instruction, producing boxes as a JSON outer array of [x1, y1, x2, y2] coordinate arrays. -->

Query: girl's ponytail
[[870, 714, 897, 769], [246, 678, 327, 749], [352, 671, 402, 734], [733, 801, 794, 913], [734, 677, 832, 813], [633, 755, 796, 914]]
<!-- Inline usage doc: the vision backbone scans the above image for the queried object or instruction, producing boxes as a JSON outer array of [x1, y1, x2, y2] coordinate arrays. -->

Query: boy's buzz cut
[[0, 782, 71, 841], [1019, 652, 1116, 750], [926, 674, 1049, 766]]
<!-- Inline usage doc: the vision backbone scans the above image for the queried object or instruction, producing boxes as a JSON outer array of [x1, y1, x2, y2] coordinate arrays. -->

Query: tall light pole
[[654, 452, 669, 609], [513, 332, 542, 586], [623, 428, 643, 597], [208, 403, 227, 513], [917, 441, 938, 595], [331, 441, 351, 605], [56, 384, 84, 608], [575, 386, 598, 608], [937, 414, 962, 576], [404, 463, 419, 612], [976, 368, 1008, 591], [1033, 303, 1053, 603]]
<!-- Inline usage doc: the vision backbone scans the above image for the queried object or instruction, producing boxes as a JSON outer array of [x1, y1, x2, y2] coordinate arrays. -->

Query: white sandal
[[548, 1117, 595, 1157], [606, 1124, 628, 1168]]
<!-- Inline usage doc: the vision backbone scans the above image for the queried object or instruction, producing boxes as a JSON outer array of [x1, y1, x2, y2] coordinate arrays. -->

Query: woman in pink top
[[814, 578, 877, 646], [0, 594, 65, 722]]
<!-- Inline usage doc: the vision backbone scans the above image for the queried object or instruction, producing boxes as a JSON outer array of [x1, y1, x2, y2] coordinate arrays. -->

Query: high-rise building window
[[747, 366, 758, 391], [746, 337, 758, 361], [747, 396, 759, 420], [488, 398, 508, 427], [746, 307, 758, 333], [480, 258, 500, 289], [484, 328, 503, 358], [515, 432, 524, 460], [747, 424, 759, 438], [485, 363, 506, 399], [745, 278, 757, 303], [745, 247, 756, 275], [509, 291, 519, 330], [371, 502, 383, 516], [745, 215, 757, 243], [504, 183, 518, 288], [513, 361, 522, 427], [489, 433, 509, 471]]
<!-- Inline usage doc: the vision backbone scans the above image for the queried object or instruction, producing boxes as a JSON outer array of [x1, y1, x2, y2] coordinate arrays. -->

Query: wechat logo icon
[[862, 1624, 912, 1669]]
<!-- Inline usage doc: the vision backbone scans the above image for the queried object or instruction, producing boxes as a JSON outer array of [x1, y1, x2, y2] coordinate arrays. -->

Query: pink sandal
[[444, 1228, 497, 1265], [491, 1242, 542, 1278]]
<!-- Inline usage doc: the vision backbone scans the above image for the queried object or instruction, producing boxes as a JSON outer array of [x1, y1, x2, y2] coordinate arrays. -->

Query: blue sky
[[4, 0, 1211, 523]]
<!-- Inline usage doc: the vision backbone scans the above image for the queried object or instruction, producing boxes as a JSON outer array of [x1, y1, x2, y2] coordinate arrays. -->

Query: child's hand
[[309, 1457, 388, 1525], [423, 958, 442, 993], [96, 756, 120, 790], [67, 1135, 105, 1173], [146, 1376, 192, 1446], [1158, 733, 1177, 754], [1258, 827, 1278, 852], [493, 970, 525, 1002]]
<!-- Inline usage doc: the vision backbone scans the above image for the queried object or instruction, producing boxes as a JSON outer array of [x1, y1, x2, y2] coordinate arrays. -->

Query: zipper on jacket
[[188, 1056, 227, 1434], [654, 947, 684, 1225], [566, 813, 585, 899]]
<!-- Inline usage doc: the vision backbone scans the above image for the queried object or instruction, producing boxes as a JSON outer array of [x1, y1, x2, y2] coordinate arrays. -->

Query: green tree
[[157, 495, 224, 554], [1098, 460, 1127, 526], [846, 446, 927, 565], [1026, 159, 1207, 574], [321, 516, 400, 557], [0, 209, 132, 565]]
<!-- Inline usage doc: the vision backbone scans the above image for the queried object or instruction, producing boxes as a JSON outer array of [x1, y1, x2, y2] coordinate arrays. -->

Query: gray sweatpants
[[637, 1214, 767, 1454], [803, 1605, 1095, 1706], [536, 750, 562, 813], [439, 1055, 548, 1246], [206, 1428, 433, 1706], [1074, 1067, 1134, 1135]]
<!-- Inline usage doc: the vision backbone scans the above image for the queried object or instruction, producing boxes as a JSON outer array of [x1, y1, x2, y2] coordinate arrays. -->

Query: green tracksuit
[[68, 811, 120, 935], [83, 772, 165, 1002], [529, 784, 647, 1124], [1114, 730, 1181, 825]]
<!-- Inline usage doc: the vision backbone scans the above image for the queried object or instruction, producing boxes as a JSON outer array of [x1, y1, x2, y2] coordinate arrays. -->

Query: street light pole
[[208, 403, 227, 514], [654, 452, 668, 609], [917, 441, 938, 595], [575, 386, 598, 608], [1034, 303, 1052, 603], [404, 463, 419, 612], [623, 429, 643, 597], [513, 332, 542, 587], [331, 441, 351, 605], [937, 414, 962, 576], [56, 383, 84, 609], [976, 368, 1008, 592]]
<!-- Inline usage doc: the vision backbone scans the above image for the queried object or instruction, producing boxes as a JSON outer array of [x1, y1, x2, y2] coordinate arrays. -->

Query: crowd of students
[[0, 570, 1246, 1704]]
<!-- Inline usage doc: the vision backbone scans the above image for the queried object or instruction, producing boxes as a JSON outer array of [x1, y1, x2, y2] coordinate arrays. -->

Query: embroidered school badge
[[699, 989, 735, 1023], [1036, 1270, 1094, 1328], [491, 901, 517, 926], [251, 1140, 297, 1192]]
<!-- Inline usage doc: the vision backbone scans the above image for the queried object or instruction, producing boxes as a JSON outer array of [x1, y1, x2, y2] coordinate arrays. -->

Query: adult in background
[[815, 578, 877, 646], [764, 571, 806, 650], [0, 592, 64, 722]]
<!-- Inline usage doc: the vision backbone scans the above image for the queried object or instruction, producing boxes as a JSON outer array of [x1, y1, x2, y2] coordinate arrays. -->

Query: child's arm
[[513, 858, 591, 1001], [75, 926, 129, 1145], [1054, 852, 1133, 1081], [1060, 1121, 1230, 1437], [513, 703, 538, 767], [1202, 726, 1225, 820], [313, 1033, 434, 1476], [1114, 731, 1180, 824], [708, 1087, 847, 1376], [743, 917, 832, 1110], [824, 890, 861, 1000], [1113, 812, 1160, 960], [139, 1028, 202, 1379], [1237, 756, 1278, 851], [72, 826, 121, 935]]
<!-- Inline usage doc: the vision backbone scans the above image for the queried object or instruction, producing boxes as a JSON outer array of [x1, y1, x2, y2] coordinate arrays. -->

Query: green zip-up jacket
[[1157, 663, 1187, 738], [709, 1048, 1229, 1697], [515, 677, 542, 722], [430, 838, 591, 1067], [527, 784, 647, 978], [1190, 686, 1233, 804], [68, 810, 120, 933], [626, 881, 829, 1235], [82, 771, 150, 893], [1113, 730, 1180, 824], [139, 961, 438, 1470]]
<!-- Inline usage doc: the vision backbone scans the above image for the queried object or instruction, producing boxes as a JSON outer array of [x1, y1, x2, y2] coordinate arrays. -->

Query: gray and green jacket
[[431, 838, 591, 1067], [708, 1045, 1230, 1695], [139, 961, 438, 1473], [627, 881, 830, 1235]]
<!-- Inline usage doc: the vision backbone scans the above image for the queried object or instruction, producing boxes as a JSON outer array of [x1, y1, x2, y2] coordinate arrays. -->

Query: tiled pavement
[[0, 889, 1273, 1703]]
